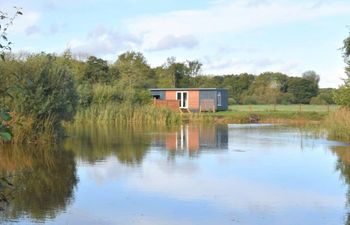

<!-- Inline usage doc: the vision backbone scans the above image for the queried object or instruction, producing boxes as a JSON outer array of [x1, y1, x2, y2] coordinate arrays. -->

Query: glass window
[[217, 92, 222, 106]]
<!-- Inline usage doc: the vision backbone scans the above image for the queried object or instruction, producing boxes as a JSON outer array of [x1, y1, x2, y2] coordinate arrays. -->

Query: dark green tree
[[12, 54, 79, 129], [287, 77, 318, 104], [83, 56, 109, 84], [334, 34, 350, 107]]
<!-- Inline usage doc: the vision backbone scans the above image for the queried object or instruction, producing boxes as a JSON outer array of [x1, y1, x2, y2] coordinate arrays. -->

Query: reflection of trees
[[331, 146, 350, 225], [65, 125, 151, 165], [0, 145, 77, 222]]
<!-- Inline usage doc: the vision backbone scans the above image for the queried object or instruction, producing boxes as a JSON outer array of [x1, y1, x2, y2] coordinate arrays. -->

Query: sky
[[1, 0, 350, 88]]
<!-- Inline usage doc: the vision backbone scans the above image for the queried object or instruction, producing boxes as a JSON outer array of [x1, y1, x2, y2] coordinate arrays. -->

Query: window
[[217, 92, 222, 106], [176, 91, 188, 108]]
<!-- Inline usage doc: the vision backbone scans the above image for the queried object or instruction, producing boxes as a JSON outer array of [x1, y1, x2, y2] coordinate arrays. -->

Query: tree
[[186, 60, 202, 77], [12, 54, 79, 129], [114, 51, 154, 104], [302, 70, 320, 86], [287, 77, 318, 104], [246, 72, 288, 104], [334, 34, 350, 107], [83, 56, 109, 84]]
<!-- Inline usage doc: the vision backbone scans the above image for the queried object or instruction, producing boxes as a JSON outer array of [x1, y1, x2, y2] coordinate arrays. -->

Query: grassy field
[[228, 104, 339, 112], [187, 104, 341, 124]]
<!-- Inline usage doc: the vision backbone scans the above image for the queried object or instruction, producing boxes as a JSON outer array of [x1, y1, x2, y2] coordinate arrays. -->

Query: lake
[[0, 123, 349, 225]]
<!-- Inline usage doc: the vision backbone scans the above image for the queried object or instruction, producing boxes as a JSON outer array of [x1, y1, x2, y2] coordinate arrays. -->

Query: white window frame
[[217, 92, 222, 107], [176, 91, 189, 109]]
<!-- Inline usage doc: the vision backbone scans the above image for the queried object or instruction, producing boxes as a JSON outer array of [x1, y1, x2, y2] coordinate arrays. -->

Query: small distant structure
[[149, 88, 228, 112]]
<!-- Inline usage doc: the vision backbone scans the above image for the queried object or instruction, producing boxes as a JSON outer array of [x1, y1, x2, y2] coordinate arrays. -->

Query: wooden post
[[249, 106, 252, 112], [299, 104, 302, 112], [327, 105, 330, 113]]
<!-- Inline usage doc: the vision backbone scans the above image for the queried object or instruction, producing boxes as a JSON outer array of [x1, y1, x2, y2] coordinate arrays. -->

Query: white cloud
[[10, 11, 40, 34], [125, 0, 350, 50], [25, 25, 40, 36], [148, 34, 198, 51], [202, 56, 303, 75], [67, 25, 143, 56]]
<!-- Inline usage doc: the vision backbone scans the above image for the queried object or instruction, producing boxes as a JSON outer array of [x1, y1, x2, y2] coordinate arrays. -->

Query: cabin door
[[176, 91, 188, 109]]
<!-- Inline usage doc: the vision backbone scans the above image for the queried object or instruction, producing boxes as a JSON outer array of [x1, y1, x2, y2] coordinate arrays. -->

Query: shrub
[[11, 54, 78, 133], [310, 96, 327, 105]]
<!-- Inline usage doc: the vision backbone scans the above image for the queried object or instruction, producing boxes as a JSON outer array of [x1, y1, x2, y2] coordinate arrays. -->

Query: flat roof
[[149, 88, 228, 91]]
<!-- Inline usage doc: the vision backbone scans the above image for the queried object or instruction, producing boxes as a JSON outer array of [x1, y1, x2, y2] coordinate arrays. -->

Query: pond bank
[[182, 111, 327, 125]]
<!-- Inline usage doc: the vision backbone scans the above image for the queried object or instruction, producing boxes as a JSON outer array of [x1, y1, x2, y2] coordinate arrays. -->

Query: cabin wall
[[150, 90, 165, 99], [165, 91, 177, 100], [188, 90, 199, 111], [216, 89, 228, 111]]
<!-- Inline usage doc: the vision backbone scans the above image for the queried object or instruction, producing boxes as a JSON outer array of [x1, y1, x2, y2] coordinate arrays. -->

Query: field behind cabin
[[228, 104, 339, 113]]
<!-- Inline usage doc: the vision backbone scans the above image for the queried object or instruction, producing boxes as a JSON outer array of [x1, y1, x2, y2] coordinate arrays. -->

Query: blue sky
[[2, 0, 350, 87]]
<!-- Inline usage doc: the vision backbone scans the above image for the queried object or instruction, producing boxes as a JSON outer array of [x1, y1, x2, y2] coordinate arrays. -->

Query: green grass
[[188, 104, 338, 124], [228, 104, 339, 112]]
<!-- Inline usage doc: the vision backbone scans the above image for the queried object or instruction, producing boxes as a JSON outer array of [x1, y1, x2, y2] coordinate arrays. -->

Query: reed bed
[[324, 108, 350, 141], [4, 114, 59, 145], [72, 103, 181, 126]]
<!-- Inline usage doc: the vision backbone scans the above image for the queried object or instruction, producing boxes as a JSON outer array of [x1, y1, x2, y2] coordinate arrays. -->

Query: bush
[[77, 83, 93, 107], [228, 98, 236, 105], [12, 54, 78, 131], [310, 96, 327, 105], [241, 95, 257, 104]]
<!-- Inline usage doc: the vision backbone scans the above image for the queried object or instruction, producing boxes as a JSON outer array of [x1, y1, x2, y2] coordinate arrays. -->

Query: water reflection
[[152, 124, 228, 157], [65, 126, 151, 165], [1, 124, 350, 225], [0, 145, 77, 223], [331, 146, 350, 225]]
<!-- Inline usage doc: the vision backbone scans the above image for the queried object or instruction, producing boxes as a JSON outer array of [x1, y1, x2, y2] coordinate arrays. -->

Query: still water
[[0, 124, 350, 225]]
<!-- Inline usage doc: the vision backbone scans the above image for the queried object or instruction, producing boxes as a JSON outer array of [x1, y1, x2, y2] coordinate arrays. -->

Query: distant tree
[[302, 70, 320, 86], [310, 88, 336, 105], [334, 34, 350, 107], [287, 77, 318, 104], [247, 72, 288, 104], [186, 60, 202, 77], [114, 51, 154, 104], [83, 56, 109, 84]]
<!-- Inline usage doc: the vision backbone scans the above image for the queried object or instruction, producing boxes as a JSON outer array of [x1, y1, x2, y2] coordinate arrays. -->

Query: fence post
[[299, 104, 302, 112]]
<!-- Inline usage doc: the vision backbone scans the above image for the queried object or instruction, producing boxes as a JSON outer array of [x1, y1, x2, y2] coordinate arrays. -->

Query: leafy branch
[[0, 7, 22, 60]]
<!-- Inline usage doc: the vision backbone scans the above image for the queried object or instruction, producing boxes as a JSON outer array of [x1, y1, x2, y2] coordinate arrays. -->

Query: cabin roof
[[149, 88, 228, 91]]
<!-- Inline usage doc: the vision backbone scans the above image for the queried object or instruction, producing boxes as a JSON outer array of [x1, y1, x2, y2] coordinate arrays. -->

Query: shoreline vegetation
[[0, 40, 349, 144]]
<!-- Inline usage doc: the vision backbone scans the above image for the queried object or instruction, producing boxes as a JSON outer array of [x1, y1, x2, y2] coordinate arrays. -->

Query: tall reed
[[324, 108, 350, 141], [5, 114, 58, 144], [72, 103, 181, 126]]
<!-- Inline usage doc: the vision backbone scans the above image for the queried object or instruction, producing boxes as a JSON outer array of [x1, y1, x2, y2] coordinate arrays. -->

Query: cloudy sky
[[2, 0, 350, 87]]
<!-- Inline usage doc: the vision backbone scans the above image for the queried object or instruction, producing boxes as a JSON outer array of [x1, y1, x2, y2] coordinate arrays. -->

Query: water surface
[[0, 124, 349, 225]]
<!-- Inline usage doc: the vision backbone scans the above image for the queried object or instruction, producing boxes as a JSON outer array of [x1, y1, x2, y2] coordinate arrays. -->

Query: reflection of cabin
[[154, 125, 228, 152], [149, 88, 228, 112]]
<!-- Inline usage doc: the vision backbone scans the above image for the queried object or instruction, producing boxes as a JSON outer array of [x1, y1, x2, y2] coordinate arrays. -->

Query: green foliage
[[324, 108, 350, 141], [83, 56, 109, 84], [77, 83, 93, 107], [246, 72, 288, 104], [12, 54, 79, 127], [334, 33, 350, 107], [287, 77, 318, 104], [73, 103, 181, 126], [334, 83, 350, 107], [0, 110, 12, 141]]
